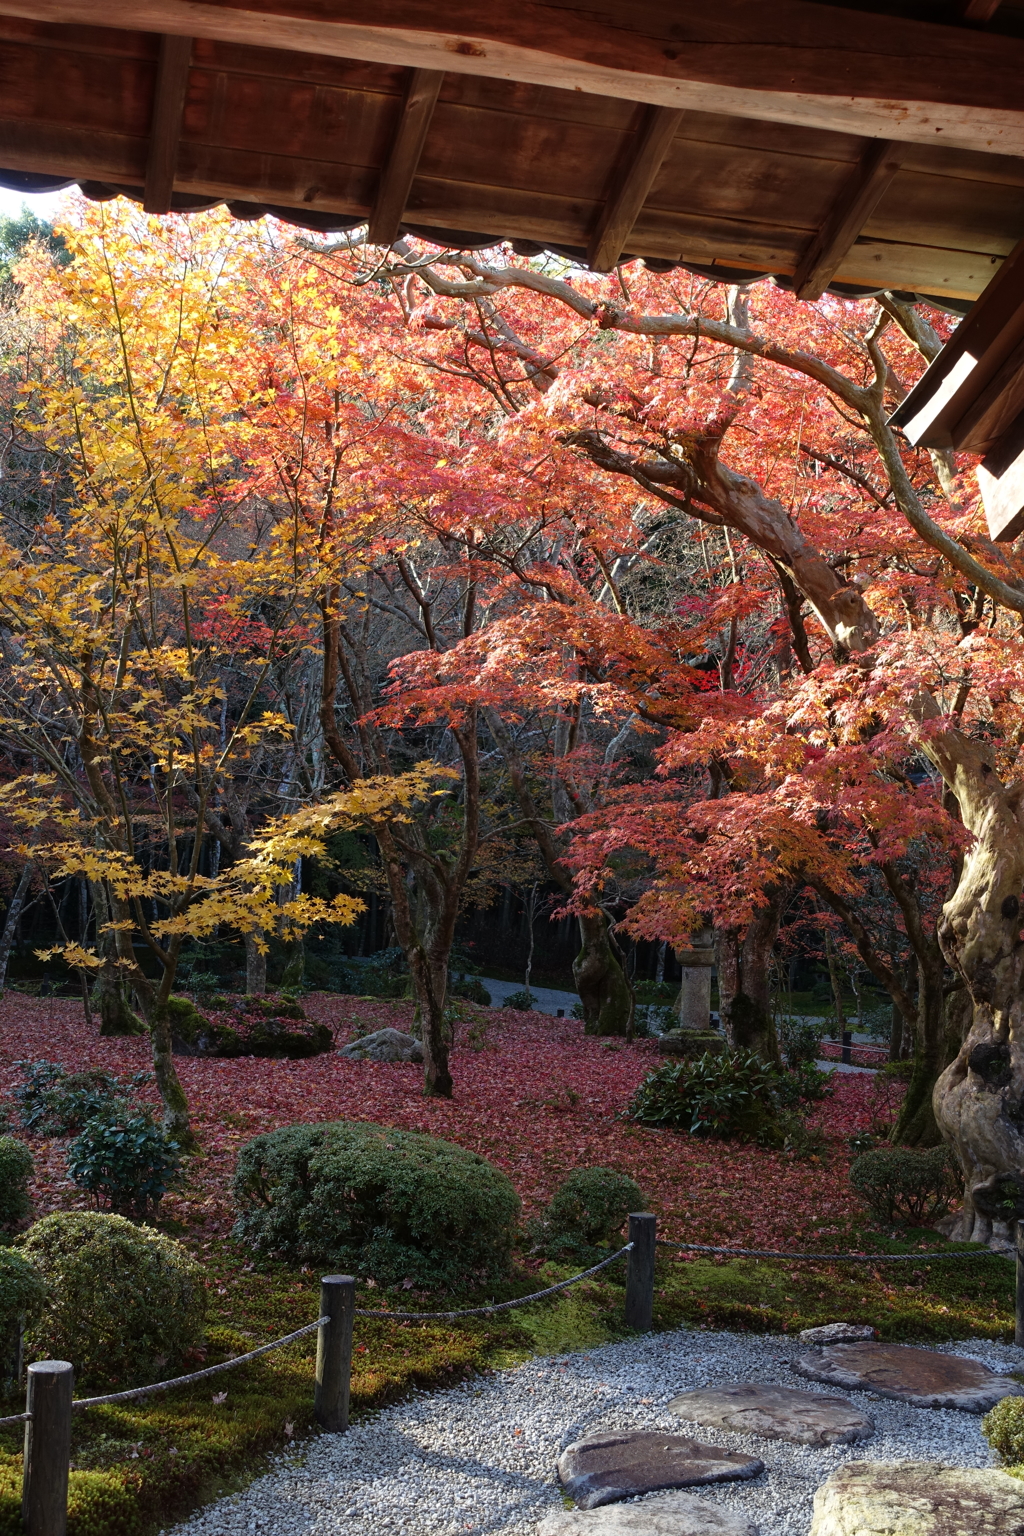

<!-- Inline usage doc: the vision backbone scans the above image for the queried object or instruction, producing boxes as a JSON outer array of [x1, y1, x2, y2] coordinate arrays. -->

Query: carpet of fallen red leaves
[[0, 994, 884, 1250]]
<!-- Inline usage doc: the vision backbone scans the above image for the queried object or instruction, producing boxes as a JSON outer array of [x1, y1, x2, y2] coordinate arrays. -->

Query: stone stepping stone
[[798, 1323, 876, 1344], [809, 1460, 1024, 1535], [538, 1491, 758, 1535], [792, 1341, 1024, 1412], [557, 1430, 763, 1510], [667, 1382, 874, 1446]]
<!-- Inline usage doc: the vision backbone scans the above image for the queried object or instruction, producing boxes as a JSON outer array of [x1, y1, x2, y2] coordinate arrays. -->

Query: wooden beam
[[2, 1, 1024, 160], [977, 412, 1024, 541], [891, 235, 1024, 449], [960, 1, 1003, 22], [143, 31, 191, 213], [587, 105, 682, 272], [368, 67, 442, 246], [794, 139, 901, 301]]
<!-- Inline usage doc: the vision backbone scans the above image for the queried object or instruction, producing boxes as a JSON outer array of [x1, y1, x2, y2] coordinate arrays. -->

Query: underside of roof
[[1, 1, 1024, 315]]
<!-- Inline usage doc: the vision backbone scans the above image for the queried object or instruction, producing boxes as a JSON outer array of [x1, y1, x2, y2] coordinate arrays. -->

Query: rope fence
[[9, 1213, 1024, 1536]]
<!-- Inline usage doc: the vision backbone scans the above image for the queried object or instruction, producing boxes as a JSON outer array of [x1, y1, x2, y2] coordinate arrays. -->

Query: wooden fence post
[[22, 1360, 73, 1536], [625, 1213, 657, 1332], [314, 1275, 355, 1432], [1016, 1221, 1024, 1348]]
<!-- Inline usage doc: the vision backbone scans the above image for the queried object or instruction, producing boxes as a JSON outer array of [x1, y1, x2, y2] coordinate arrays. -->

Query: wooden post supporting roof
[[143, 32, 192, 215], [368, 67, 443, 247]]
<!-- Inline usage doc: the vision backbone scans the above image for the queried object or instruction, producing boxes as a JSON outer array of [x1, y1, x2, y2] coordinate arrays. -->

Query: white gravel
[[160, 1331, 1023, 1536]]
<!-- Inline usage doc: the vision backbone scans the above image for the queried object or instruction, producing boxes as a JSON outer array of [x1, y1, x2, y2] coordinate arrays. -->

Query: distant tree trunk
[[0, 859, 33, 995], [654, 940, 667, 984], [90, 882, 144, 1036], [244, 930, 267, 995], [891, 940, 948, 1147], [573, 910, 634, 1036], [715, 891, 786, 1064]]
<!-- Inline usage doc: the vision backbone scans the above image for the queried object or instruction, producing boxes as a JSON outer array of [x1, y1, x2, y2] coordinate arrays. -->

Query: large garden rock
[[337, 1028, 423, 1063], [808, 1461, 1024, 1535], [558, 1430, 763, 1510], [538, 1491, 758, 1534], [798, 1323, 876, 1344], [792, 1341, 1024, 1412], [668, 1382, 873, 1446]]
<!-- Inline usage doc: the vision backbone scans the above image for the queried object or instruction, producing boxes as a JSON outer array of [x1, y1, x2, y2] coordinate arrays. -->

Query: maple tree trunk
[[244, 930, 267, 995], [90, 882, 144, 1036], [715, 897, 784, 1065], [927, 759, 1024, 1247], [407, 941, 454, 1098], [891, 942, 948, 1147], [573, 911, 633, 1036], [0, 857, 33, 995]]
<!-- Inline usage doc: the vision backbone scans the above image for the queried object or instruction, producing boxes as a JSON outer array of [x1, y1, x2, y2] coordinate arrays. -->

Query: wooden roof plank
[[587, 105, 683, 271], [368, 66, 443, 245], [794, 139, 902, 299], [143, 32, 192, 213], [2, 2, 1024, 157]]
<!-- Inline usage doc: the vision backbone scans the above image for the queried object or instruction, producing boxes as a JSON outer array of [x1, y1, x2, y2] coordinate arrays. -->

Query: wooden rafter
[[793, 139, 901, 301], [587, 106, 682, 273], [1, 1, 1024, 158], [960, 1, 1003, 21], [142, 32, 192, 214], [368, 67, 443, 247]]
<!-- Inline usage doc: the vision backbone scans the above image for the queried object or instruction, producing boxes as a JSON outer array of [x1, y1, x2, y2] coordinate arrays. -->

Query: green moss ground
[[0, 1229, 1014, 1535]]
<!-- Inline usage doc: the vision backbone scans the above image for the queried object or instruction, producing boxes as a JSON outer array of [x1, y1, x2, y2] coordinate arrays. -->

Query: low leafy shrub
[[21, 1212, 206, 1389], [983, 1394, 1024, 1467], [626, 1050, 829, 1144], [233, 1120, 520, 1290], [778, 1015, 828, 1067], [0, 1136, 33, 1232], [450, 974, 491, 1005], [11, 1060, 147, 1136], [849, 1145, 961, 1226], [173, 993, 331, 1058], [503, 989, 535, 1011], [530, 1167, 644, 1263], [67, 1109, 182, 1219]]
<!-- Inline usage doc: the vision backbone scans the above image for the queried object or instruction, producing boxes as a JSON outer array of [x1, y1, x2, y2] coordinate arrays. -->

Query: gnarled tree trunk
[[573, 910, 634, 1036], [715, 891, 786, 1065], [244, 930, 267, 995]]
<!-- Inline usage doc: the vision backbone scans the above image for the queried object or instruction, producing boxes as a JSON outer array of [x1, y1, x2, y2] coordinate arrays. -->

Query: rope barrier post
[[1016, 1221, 1024, 1348], [22, 1360, 73, 1536], [315, 1276, 355, 1432], [625, 1214, 657, 1332]]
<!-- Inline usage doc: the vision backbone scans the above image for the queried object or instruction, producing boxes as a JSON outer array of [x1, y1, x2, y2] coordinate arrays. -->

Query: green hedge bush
[[22, 1212, 206, 1389], [849, 1145, 960, 1226], [530, 1167, 643, 1264], [626, 1050, 829, 1144], [983, 1394, 1024, 1467], [0, 1136, 33, 1232], [233, 1120, 520, 1290]]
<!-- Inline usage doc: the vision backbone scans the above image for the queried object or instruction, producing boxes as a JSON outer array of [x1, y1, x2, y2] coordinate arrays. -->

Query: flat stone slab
[[337, 1028, 423, 1063], [538, 1491, 758, 1535], [792, 1341, 1024, 1412], [799, 1323, 876, 1345], [667, 1382, 874, 1446], [558, 1431, 763, 1510], [809, 1461, 1024, 1535]]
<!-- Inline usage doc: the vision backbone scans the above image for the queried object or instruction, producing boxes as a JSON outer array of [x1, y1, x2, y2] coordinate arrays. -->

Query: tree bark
[[715, 894, 786, 1064], [0, 858, 33, 995], [573, 909, 634, 1036], [244, 930, 267, 995], [90, 882, 144, 1036]]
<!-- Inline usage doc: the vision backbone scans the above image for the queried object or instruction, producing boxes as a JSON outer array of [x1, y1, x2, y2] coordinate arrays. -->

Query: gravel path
[[160, 1331, 1021, 1536]]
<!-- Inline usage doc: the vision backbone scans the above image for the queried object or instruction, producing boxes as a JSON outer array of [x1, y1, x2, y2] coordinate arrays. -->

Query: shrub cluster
[[849, 1145, 960, 1226], [67, 1110, 181, 1219], [529, 1167, 643, 1264], [0, 1135, 33, 1232], [778, 1015, 828, 1067], [503, 989, 535, 1011], [233, 1120, 520, 1290], [22, 1212, 206, 1389], [983, 1394, 1024, 1468], [626, 1050, 831, 1144], [10, 1060, 147, 1136], [172, 993, 332, 1059]]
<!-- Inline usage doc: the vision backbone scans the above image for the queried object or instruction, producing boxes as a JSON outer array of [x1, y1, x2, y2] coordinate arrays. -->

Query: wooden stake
[[624, 1213, 657, 1332], [22, 1360, 73, 1536], [1016, 1221, 1024, 1348], [314, 1275, 355, 1432]]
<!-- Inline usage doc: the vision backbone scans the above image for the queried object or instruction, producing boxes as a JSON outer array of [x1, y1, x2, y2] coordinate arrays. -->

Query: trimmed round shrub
[[0, 1247, 46, 1332], [22, 1212, 206, 1389], [850, 1145, 961, 1226], [984, 1394, 1024, 1467], [233, 1121, 520, 1290], [0, 1135, 33, 1231], [531, 1167, 643, 1264], [67, 1110, 181, 1219], [503, 989, 535, 1011]]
